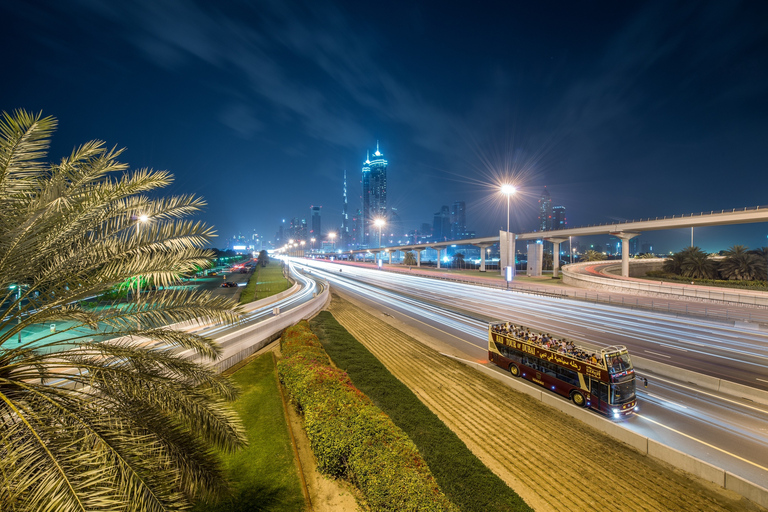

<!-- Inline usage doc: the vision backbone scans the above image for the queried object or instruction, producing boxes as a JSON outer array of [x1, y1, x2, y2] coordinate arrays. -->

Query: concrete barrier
[[213, 285, 330, 372], [725, 472, 768, 509], [562, 260, 768, 307], [447, 355, 768, 508]]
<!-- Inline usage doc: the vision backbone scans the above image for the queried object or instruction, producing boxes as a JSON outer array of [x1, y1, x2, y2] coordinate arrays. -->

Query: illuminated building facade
[[362, 142, 387, 246]]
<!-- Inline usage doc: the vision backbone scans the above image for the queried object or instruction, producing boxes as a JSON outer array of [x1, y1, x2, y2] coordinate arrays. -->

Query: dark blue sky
[[3, 1, 768, 253]]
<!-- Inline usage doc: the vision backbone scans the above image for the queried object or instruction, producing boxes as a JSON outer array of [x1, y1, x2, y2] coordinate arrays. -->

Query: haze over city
[[2, 1, 767, 253]]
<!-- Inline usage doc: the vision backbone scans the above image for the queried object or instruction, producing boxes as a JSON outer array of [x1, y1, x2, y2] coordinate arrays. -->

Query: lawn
[[193, 353, 306, 512], [240, 262, 292, 304]]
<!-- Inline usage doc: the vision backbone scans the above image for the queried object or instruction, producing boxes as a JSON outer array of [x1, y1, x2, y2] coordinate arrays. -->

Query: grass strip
[[310, 311, 532, 512], [238, 266, 260, 304], [255, 263, 292, 300], [194, 353, 305, 512]]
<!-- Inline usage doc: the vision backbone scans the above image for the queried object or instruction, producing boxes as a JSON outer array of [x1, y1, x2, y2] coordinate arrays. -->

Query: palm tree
[[0, 111, 246, 511], [719, 245, 767, 281], [403, 251, 416, 266], [678, 246, 717, 279], [452, 252, 465, 268], [583, 250, 607, 262], [662, 252, 685, 274]]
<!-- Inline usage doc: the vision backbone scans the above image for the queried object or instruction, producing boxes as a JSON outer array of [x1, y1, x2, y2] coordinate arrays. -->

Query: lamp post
[[374, 218, 385, 249], [569, 235, 573, 264], [500, 185, 516, 277], [500, 184, 516, 233], [300, 240, 305, 257], [328, 232, 337, 252], [310, 237, 316, 252]]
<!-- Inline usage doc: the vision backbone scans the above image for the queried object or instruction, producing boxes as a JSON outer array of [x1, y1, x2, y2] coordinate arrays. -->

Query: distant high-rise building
[[340, 170, 349, 247], [538, 187, 552, 231], [362, 142, 387, 246], [289, 217, 307, 241], [352, 208, 362, 248], [310, 205, 321, 240], [551, 206, 566, 230], [450, 201, 466, 239], [433, 205, 451, 241]]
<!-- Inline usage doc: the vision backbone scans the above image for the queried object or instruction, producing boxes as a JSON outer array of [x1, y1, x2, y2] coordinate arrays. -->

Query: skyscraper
[[551, 206, 566, 230], [538, 187, 552, 231], [362, 142, 387, 246], [451, 201, 466, 239], [310, 205, 321, 241], [340, 170, 349, 247], [433, 205, 451, 241]]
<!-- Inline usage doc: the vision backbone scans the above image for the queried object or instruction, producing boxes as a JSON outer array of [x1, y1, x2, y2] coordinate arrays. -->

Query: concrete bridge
[[295, 205, 768, 278]]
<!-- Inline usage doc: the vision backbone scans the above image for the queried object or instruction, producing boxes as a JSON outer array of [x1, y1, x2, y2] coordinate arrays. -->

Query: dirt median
[[327, 291, 765, 512]]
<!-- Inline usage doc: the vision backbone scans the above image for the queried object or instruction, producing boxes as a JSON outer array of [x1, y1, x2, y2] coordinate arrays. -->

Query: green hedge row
[[277, 321, 457, 512], [310, 312, 532, 512]]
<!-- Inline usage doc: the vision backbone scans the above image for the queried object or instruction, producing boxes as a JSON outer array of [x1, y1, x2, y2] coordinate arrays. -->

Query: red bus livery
[[488, 322, 637, 418]]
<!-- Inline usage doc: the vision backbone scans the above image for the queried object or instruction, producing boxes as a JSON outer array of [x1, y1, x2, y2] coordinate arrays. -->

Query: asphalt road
[[292, 257, 768, 488]]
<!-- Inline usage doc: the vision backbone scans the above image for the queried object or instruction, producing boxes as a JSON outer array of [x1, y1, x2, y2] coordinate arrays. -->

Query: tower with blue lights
[[361, 141, 388, 246]]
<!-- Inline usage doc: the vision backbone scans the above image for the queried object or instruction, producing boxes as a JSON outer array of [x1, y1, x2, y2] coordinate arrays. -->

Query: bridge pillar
[[436, 247, 442, 269], [545, 237, 568, 277], [388, 250, 392, 264], [500, 231, 516, 276], [416, 250, 421, 267], [610, 232, 641, 277], [476, 243, 492, 272]]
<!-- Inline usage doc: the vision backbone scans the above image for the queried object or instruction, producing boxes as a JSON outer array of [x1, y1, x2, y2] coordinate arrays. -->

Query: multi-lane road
[[290, 257, 768, 488]]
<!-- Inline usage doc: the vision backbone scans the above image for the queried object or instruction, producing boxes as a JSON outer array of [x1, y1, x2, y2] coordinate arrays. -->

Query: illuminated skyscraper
[[362, 142, 387, 246]]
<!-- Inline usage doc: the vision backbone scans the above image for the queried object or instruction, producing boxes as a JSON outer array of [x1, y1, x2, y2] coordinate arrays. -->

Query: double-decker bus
[[488, 322, 637, 418]]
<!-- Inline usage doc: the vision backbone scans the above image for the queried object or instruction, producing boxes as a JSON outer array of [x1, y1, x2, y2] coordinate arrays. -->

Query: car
[[221, 281, 238, 288], [208, 271, 218, 276]]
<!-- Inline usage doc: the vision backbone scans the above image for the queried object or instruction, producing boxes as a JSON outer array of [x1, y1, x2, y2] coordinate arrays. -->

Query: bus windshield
[[605, 351, 632, 374], [611, 379, 636, 403]]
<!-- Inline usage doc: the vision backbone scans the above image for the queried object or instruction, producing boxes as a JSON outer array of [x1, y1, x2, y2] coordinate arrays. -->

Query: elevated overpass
[[297, 205, 768, 278]]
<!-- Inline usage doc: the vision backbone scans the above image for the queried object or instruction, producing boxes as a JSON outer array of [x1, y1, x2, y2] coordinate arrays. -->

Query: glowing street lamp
[[500, 184, 516, 233], [328, 232, 337, 251]]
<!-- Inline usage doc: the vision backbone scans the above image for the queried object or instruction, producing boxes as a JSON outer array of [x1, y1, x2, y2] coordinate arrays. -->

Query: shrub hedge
[[310, 311, 532, 512], [277, 321, 457, 512]]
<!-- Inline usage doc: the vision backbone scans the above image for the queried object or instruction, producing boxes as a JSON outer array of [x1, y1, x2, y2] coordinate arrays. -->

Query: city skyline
[[3, 2, 767, 254]]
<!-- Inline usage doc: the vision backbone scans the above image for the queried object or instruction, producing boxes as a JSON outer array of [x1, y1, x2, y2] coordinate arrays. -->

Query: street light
[[500, 184, 516, 233], [374, 218, 385, 249], [328, 232, 337, 251], [310, 237, 316, 251]]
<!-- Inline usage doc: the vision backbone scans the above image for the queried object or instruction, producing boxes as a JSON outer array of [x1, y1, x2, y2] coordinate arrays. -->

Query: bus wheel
[[509, 363, 520, 377], [571, 392, 586, 407]]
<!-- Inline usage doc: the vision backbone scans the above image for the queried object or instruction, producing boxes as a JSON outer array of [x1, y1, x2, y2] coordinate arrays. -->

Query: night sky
[[3, 1, 768, 253]]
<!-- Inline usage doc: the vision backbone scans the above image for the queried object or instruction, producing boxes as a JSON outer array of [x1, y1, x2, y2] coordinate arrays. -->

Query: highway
[[291, 257, 768, 488]]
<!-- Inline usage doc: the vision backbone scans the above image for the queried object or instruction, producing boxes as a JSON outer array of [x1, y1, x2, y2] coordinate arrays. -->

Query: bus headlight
[[613, 410, 621, 419]]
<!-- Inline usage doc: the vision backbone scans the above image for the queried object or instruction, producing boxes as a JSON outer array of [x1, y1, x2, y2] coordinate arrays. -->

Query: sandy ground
[[324, 291, 766, 512]]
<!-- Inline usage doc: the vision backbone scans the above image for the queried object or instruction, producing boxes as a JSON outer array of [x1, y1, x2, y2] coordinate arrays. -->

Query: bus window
[[607, 352, 632, 374]]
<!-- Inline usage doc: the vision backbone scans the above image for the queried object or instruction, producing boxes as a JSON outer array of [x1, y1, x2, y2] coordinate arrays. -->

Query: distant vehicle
[[208, 271, 218, 276], [221, 282, 237, 288]]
